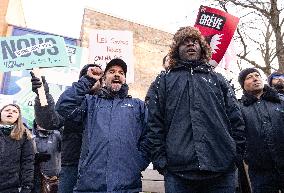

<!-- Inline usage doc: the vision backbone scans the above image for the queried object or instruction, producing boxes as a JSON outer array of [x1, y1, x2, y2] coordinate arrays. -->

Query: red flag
[[219, 41, 238, 71], [194, 6, 239, 67]]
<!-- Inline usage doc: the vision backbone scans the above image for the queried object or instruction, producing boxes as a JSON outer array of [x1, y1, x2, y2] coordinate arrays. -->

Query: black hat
[[105, 58, 127, 75], [238, 68, 260, 89], [267, 71, 283, 86]]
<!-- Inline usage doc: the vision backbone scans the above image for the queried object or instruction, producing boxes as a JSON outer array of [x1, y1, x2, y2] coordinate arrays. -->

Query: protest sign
[[194, 5, 239, 67], [0, 34, 69, 72], [88, 30, 134, 83], [66, 44, 82, 68]]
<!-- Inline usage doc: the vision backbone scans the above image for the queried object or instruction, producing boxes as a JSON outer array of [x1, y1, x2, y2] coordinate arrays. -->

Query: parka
[[55, 76, 149, 193], [240, 85, 284, 171], [140, 60, 246, 175]]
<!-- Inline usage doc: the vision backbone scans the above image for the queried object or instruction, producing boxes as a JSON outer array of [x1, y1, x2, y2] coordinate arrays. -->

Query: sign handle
[[32, 68, 48, 106]]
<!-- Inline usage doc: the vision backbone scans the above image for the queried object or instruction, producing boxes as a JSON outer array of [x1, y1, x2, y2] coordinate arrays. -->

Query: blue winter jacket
[[55, 76, 149, 193]]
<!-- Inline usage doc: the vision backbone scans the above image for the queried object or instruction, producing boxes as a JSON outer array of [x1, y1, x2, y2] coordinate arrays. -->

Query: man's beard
[[111, 84, 122, 92], [185, 54, 200, 61], [274, 82, 284, 90]]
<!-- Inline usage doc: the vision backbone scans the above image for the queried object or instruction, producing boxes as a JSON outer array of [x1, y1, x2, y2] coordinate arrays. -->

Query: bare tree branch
[[208, 0, 284, 75]]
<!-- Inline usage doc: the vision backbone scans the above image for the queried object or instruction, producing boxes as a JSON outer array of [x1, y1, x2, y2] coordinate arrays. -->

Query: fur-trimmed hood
[[241, 85, 281, 106], [167, 26, 212, 70]]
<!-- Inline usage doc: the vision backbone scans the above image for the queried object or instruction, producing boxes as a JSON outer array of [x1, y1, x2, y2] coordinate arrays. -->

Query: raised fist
[[86, 66, 104, 81]]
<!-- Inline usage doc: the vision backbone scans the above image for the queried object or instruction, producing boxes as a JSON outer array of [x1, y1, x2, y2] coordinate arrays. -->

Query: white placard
[[88, 29, 134, 83]]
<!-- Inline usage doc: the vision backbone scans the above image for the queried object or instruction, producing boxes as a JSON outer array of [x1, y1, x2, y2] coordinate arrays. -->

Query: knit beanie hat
[[238, 68, 260, 89]]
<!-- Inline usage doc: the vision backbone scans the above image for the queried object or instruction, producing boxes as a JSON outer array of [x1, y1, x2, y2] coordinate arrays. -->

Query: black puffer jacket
[[240, 85, 284, 171], [34, 93, 83, 166], [140, 61, 246, 173], [0, 131, 34, 193]]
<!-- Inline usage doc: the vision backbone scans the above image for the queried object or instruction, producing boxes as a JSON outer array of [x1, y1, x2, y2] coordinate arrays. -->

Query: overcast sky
[[21, 0, 202, 39]]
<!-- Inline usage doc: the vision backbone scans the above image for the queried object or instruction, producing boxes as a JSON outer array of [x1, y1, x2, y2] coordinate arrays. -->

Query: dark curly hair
[[167, 26, 212, 69]]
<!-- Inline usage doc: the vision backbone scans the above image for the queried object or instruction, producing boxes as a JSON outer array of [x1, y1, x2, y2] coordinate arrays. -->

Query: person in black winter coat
[[139, 26, 246, 193], [238, 68, 284, 193], [30, 64, 101, 193], [0, 104, 35, 193], [33, 120, 61, 193]]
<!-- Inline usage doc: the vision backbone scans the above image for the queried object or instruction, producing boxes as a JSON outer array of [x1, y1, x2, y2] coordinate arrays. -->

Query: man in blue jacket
[[56, 58, 149, 193], [140, 26, 246, 193]]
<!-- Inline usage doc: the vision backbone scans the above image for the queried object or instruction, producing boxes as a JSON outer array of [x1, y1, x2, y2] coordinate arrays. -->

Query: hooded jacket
[[140, 59, 246, 176], [55, 76, 149, 193], [240, 85, 284, 171], [140, 27, 245, 178]]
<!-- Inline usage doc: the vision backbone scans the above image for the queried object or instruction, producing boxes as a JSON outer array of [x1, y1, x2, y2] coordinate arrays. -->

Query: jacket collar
[[241, 85, 281, 106], [99, 84, 131, 99], [0, 124, 14, 136]]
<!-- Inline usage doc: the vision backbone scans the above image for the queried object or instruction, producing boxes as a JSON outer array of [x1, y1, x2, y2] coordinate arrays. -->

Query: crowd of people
[[0, 26, 283, 193]]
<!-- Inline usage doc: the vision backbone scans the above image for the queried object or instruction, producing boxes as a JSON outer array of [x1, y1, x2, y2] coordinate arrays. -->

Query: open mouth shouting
[[5, 114, 15, 120], [104, 65, 127, 93], [112, 79, 122, 85], [187, 48, 196, 54], [185, 48, 200, 61], [111, 79, 123, 92]]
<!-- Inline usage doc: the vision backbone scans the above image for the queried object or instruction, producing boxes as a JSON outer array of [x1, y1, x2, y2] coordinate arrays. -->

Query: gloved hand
[[35, 152, 51, 163], [30, 71, 49, 95]]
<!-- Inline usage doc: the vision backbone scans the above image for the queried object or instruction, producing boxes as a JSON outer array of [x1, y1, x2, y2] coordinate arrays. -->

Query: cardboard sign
[[0, 34, 69, 72], [194, 6, 239, 67], [88, 30, 134, 83]]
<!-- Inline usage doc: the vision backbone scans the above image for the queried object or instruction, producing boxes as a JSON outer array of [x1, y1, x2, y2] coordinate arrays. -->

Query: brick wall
[[0, 0, 9, 36], [81, 8, 173, 99]]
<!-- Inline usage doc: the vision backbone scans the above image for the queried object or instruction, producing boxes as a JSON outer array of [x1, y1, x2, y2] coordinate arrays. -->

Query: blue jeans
[[249, 169, 284, 193], [58, 165, 78, 193], [165, 170, 236, 193]]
